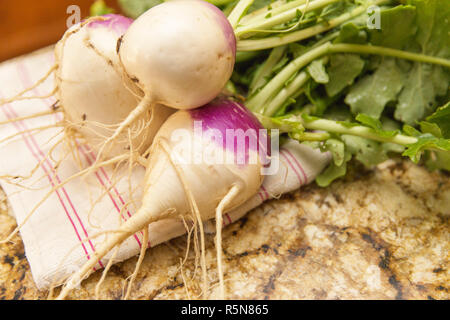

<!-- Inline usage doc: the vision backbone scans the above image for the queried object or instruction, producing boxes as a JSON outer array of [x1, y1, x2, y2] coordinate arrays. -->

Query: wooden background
[[0, 0, 121, 62]]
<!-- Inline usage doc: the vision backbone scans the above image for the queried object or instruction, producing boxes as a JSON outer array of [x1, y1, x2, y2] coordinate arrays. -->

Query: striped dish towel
[[0, 47, 330, 290]]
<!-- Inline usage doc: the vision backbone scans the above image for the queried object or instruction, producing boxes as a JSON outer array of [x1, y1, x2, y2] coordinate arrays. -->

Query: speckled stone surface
[[0, 159, 449, 300]]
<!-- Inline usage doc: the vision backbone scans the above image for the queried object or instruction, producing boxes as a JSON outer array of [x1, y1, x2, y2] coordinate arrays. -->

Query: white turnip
[[96, 0, 236, 161], [55, 14, 174, 158], [57, 98, 269, 299]]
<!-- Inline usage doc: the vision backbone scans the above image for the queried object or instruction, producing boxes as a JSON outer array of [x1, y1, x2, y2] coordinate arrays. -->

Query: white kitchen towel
[[0, 47, 330, 290]]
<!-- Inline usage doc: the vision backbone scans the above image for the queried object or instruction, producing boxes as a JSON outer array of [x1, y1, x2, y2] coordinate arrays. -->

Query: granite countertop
[[0, 159, 448, 300]]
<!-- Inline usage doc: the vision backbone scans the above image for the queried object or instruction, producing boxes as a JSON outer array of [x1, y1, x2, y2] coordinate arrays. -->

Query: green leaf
[[407, 0, 450, 58], [316, 152, 351, 187], [403, 134, 450, 163], [334, 22, 368, 45], [323, 139, 345, 166], [419, 121, 442, 138], [341, 135, 389, 167], [301, 113, 321, 123], [355, 114, 399, 137], [394, 0, 450, 124], [368, 5, 417, 49], [424, 102, 450, 138], [355, 113, 383, 130], [90, 0, 115, 16], [248, 0, 273, 13], [395, 63, 450, 125], [383, 142, 405, 154], [118, 0, 163, 18], [403, 124, 422, 137], [305, 81, 337, 116], [319, 1, 356, 21], [345, 58, 404, 119], [307, 58, 329, 84], [325, 54, 365, 97]]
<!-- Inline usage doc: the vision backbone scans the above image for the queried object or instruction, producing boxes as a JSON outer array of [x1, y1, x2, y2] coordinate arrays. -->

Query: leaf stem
[[258, 113, 419, 145], [235, 0, 338, 37], [329, 43, 450, 68], [237, 0, 387, 51], [249, 45, 287, 93], [262, 71, 310, 115], [247, 41, 450, 115], [206, 0, 237, 6], [228, 0, 255, 29], [239, 0, 305, 25], [246, 42, 332, 112], [302, 117, 418, 145]]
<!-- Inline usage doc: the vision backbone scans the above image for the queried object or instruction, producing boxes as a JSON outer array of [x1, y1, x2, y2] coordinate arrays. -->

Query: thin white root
[[127, 129, 134, 203], [0, 125, 62, 144], [0, 109, 58, 126], [0, 64, 57, 106], [180, 215, 194, 268], [0, 154, 129, 244], [94, 95, 153, 164], [135, 156, 148, 168], [124, 227, 148, 300], [56, 208, 173, 300], [0, 134, 66, 183], [94, 245, 120, 300], [94, 202, 129, 299], [179, 258, 192, 300], [158, 139, 208, 299], [215, 185, 240, 300], [47, 228, 132, 299]]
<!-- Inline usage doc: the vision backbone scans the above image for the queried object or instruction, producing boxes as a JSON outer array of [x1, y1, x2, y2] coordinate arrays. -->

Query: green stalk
[[330, 44, 450, 68], [291, 131, 331, 141], [246, 42, 331, 111], [258, 114, 419, 145], [235, 0, 338, 37], [239, 0, 296, 24], [302, 118, 418, 145], [206, 0, 237, 6], [261, 71, 310, 115], [228, 0, 255, 28], [236, 51, 262, 63], [249, 45, 287, 93], [237, 0, 387, 51], [247, 41, 450, 115]]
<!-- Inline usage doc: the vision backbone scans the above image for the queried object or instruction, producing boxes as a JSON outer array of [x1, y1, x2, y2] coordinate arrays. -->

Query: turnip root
[[56, 98, 269, 300], [95, 0, 236, 161], [55, 14, 174, 158]]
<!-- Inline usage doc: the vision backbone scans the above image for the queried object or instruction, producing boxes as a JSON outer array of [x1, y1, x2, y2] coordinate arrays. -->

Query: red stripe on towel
[[283, 149, 308, 184], [80, 145, 144, 248], [280, 151, 303, 185], [15, 63, 104, 269], [0, 100, 96, 269]]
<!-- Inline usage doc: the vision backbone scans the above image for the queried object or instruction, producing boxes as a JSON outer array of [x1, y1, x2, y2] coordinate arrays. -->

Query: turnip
[[95, 0, 236, 160], [55, 14, 174, 158], [56, 98, 269, 299]]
